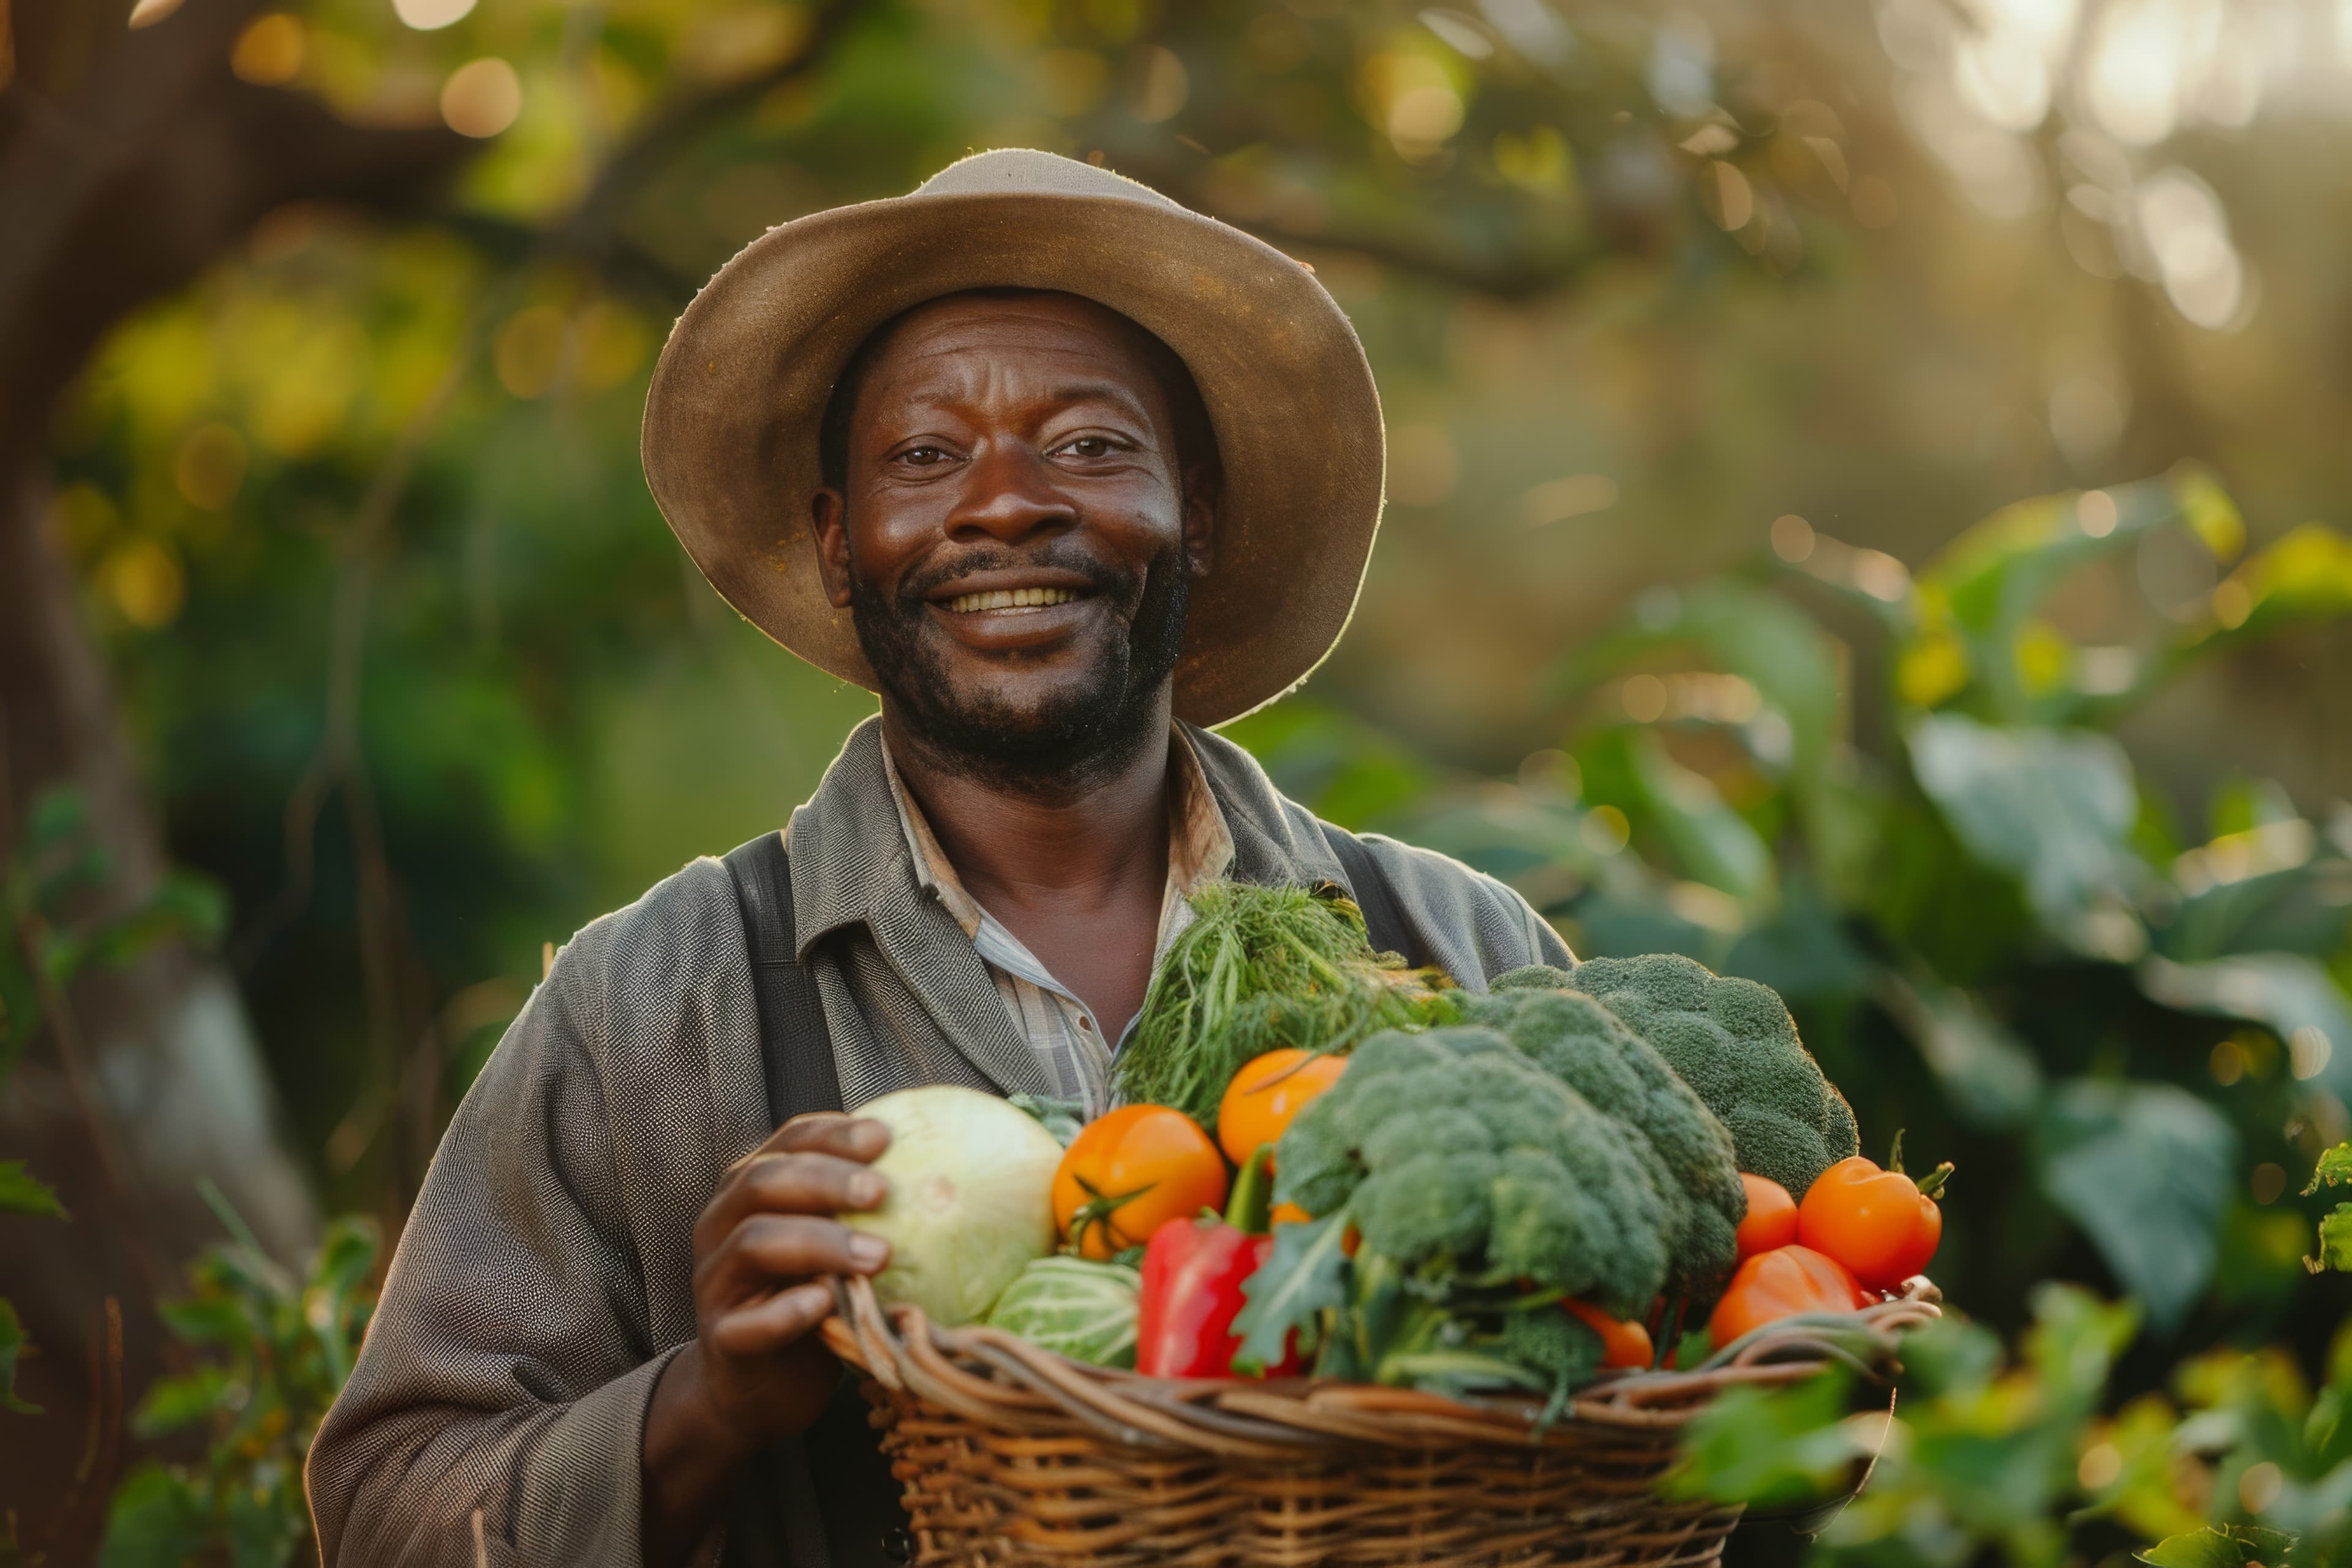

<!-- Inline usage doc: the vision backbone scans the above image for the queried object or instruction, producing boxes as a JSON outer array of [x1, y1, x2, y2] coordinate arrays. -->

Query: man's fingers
[[695, 1147, 890, 1253], [709, 1281, 834, 1357], [746, 1152, 889, 1215], [701, 1214, 889, 1300], [760, 1114, 891, 1163]]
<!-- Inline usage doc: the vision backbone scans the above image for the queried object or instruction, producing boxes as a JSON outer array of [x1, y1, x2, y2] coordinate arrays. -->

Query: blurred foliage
[[1, 791, 227, 1416], [1671, 1270, 2352, 1568], [97, 1205, 378, 1568], [1246, 469, 2352, 1343]]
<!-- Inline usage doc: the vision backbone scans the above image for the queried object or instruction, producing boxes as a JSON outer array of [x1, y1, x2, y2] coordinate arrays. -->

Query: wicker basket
[[820, 1274, 1940, 1568]]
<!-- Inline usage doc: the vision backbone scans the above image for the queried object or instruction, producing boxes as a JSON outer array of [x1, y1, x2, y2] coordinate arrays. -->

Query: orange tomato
[[1708, 1245, 1870, 1346], [1267, 1200, 1360, 1256], [1796, 1154, 1946, 1291], [1216, 1049, 1348, 1167], [1735, 1173, 1799, 1261], [1052, 1105, 1230, 1260], [1564, 1298, 1654, 1370]]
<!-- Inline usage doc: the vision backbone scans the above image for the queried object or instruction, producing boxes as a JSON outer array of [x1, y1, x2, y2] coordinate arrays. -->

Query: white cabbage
[[843, 1085, 1064, 1325]]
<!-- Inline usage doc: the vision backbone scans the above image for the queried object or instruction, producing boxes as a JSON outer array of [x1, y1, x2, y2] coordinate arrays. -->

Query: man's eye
[[898, 446, 948, 466], [1059, 437, 1116, 458]]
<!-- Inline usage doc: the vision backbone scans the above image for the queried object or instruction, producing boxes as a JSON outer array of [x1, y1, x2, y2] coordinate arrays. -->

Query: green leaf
[[2035, 1080, 2236, 1330], [2308, 1147, 2352, 1196], [2305, 1206, 2352, 1275], [1220, 703, 1437, 832], [2020, 1283, 2140, 1412], [2139, 1523, 2297, 1568], [2139, 954, 2352, 1099], [1896, 1313, 2005, 1401], [1232, 1208, 1352, 1371], [1923, 478, 2185, 642], [1006, 1093, 1087, 1147], [223, 1477, 307, 1568], [129, 1365, 233, 1438], [0, 1298, 39, 1414], [2190, 524, 2352, 648], [1622, 728, 1775, 905], [1553, 576, 1844, 782], [309, 1213, 381, 1299], [157, 1292, 251, 1346], [1875, 970, 2045, 1132], [1663, 1367, 1863, 1508], [1909, 714, 2148, 957], [0, 1161, 66, 1219], [97, 1463, 210, 1568]]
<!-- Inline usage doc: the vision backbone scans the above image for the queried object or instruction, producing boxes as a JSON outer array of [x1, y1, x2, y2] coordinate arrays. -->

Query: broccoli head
[[1567, 953, 1858, 1200], [1270, 1025, 1670, 1319], [1496, 1305, 1604, 1392], [1463, 979, 1746, 1302]]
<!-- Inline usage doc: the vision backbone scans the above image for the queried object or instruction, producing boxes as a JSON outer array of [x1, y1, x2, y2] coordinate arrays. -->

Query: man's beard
[[848, 540, 1189, 794]]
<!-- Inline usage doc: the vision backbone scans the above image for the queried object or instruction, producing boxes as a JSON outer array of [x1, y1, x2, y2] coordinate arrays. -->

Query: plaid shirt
[[880, 729, 1234, 1118]]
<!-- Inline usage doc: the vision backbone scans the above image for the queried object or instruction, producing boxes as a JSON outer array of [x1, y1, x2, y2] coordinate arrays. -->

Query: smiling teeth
[[946, 587, 1081, 613]]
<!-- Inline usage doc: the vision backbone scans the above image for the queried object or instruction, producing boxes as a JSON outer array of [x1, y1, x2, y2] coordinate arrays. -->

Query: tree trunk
[[0, 453, 322, 1554], [0, 0, 470, 1546]]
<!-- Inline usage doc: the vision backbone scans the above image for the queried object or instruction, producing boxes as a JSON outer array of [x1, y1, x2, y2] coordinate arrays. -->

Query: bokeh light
[[230, 14, 305, 86], [394, 0, 477, 31], [440, 58, 521, 138]]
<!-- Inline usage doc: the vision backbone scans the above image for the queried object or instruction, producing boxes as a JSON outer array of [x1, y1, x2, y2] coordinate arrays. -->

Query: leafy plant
[[1, 788, 226, 1414], [1238, 467, 2352, 1343], [1670, 1254, 2352, 1568], [99, 1195, 379, 1568]]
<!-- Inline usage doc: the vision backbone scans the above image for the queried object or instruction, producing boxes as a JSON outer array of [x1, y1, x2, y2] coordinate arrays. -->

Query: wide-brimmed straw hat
[[640, 148, 1385, 728]]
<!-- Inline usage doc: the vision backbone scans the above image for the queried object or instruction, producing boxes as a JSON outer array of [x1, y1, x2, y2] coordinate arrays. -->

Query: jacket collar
[[782, 714, 1346, 1093], [789, 715, 1343, 940]]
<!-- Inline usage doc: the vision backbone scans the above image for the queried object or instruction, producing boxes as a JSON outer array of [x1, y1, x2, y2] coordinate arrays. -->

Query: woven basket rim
[[820, 1273, 1941, 1458]]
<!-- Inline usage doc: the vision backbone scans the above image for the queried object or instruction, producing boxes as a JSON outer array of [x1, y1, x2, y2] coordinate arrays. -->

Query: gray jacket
[[306, 717, 1572, 1566]]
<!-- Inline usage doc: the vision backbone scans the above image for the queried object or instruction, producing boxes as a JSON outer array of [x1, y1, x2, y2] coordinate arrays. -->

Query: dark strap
[[1317, 821, 1433, 970], [723, 831, 845, 1123], [719, 832, 908, 1568]]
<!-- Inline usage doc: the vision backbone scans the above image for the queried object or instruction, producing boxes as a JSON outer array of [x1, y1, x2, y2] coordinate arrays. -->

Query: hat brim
[[640, 186, 1385, 728]]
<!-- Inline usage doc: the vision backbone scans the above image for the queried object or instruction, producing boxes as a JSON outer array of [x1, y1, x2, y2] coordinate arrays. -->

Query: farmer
[[306, 149, 1574, 1568]]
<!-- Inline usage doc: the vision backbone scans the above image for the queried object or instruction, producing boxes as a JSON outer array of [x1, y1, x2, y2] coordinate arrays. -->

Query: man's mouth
[[941, 586, 1087, 615]]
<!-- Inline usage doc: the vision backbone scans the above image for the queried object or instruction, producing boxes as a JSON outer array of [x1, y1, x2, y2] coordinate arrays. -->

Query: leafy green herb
[[1118, 881, 1451, 1128]]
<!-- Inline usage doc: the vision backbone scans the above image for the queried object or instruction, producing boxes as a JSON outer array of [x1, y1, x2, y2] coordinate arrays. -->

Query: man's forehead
[[873, 292, 1163, 374]]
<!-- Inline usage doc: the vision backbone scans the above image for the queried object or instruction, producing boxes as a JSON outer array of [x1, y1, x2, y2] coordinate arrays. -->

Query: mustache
[[893, 544, 1136, 606]]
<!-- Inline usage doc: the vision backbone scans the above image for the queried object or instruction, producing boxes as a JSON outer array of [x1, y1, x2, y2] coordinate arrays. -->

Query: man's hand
[[643, 1113, 892, 1564]]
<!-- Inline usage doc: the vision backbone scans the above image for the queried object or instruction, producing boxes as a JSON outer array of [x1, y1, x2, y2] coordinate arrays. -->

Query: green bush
[[99, 1205, 378, 1568]]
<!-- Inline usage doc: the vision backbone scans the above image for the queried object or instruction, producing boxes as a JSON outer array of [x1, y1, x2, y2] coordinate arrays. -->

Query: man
[[307, 149, 1572, 1568]]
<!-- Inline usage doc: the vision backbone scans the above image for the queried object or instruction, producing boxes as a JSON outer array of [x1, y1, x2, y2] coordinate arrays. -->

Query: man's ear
[[811, 488, 854, 609], [1181, 463, 1217, 579]]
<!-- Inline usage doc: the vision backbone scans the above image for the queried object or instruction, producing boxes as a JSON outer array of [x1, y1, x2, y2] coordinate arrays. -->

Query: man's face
[[811, 292, 1215, 783]]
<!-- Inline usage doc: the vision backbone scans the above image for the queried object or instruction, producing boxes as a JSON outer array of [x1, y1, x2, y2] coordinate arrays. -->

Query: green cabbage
[[984, 1257, 1143, 1368], [842, 1085, 1064, 1325]]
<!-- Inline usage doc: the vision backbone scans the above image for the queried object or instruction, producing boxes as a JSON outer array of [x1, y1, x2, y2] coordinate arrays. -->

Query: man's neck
[[878, 700, 1174, 919]]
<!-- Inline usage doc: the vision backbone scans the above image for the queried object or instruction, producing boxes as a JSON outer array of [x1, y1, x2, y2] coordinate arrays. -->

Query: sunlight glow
[[394, 0, 476, 30]]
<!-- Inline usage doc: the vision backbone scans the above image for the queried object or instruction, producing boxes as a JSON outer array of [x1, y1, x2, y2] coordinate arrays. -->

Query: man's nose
[[945, 439, 1074, 543]]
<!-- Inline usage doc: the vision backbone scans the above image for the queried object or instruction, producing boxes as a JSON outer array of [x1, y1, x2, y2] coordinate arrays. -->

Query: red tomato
[[1707, 1245, 1870, 1346]]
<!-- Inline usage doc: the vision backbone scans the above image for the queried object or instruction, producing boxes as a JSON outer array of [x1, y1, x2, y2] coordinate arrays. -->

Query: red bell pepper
[[1135, 1147, 1302, 1378]]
